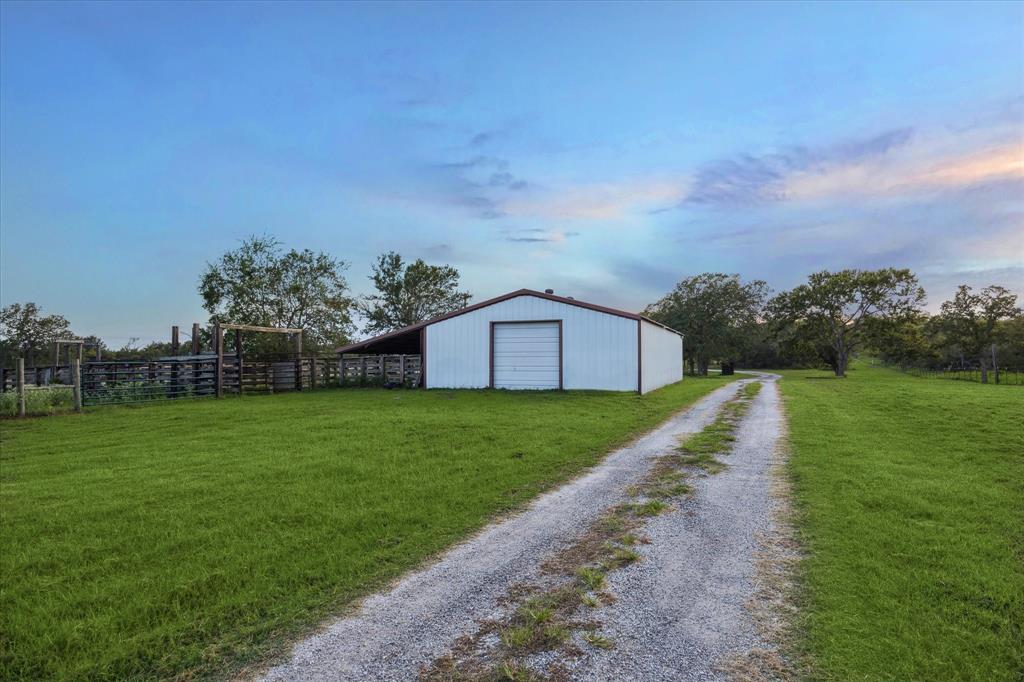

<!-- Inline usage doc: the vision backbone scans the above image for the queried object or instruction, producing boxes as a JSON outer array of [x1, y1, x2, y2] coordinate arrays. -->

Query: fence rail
[[898, 366, 1024, 386], [81, 357, 219, 406], [340, 354, 421, 386], [3, 354, 423, 414]]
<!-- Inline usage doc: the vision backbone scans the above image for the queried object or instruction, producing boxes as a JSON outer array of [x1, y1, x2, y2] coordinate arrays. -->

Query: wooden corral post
[[361, 356, 368, 383], [170, 326, 180, 396], [191, 322, 201, 354], [293, 331, 303, 391], [310, 357, 317, 390], [72, 358, 82, 412], [17, 358, 26, 417], [214, 323, 223, 398], [399, 354, 406, 387], [235, 329, 244, 396]]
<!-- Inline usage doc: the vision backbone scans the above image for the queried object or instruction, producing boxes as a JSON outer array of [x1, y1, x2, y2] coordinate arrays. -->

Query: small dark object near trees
[[721, 363, 735, 375]]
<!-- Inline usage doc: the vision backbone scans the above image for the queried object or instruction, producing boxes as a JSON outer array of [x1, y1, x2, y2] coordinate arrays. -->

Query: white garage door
[[492, 321, 560, 389]]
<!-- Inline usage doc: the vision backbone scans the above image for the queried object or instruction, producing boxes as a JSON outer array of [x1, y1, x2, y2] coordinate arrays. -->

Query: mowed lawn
[[778, 364, 1023, 680], [0, 377, 733, 680]]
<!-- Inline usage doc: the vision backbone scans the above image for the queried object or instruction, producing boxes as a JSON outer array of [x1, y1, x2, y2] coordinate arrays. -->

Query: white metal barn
[[336, 289, 684, 393]]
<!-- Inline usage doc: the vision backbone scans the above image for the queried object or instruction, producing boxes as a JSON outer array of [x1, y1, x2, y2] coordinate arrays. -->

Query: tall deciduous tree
[[359, 252, 471, 335], [199, 236, 354, 351], [767, 268, 925, 377], [645, 273, 770, 375], [0, 302, 74, 367], [937, 285, 1021, 383]]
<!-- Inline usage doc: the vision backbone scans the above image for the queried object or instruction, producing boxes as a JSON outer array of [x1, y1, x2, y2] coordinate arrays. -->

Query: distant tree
[[937, 285, 1021, 383], [767, 268, 925, 377], [864, 311, 940, 368], [359, 252, 471, 335], [0, 302, 74, 367], [645, 273, 770, 375], [199, 236, 355, 352]]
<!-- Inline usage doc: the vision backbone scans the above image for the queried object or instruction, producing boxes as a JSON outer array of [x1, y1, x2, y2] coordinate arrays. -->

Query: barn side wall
[[640, 320, 683, 394], [425, 295, 638, 390]]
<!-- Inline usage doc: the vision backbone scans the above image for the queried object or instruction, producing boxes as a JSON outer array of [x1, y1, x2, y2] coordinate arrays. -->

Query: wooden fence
[[1, 364, 74, 390], [221, 357, 342, 395], [3, 354, 423, 411], [340, 355, 421, 386]]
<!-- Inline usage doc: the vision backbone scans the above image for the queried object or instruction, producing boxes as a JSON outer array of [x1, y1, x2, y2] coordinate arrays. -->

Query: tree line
[[2, 235, 1021, 380], [0, 236, 471, 365], [644, 270, 1022, 381]]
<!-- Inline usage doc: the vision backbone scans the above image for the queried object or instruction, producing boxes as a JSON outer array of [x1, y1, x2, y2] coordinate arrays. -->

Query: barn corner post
[[636, 319, 643, 394]]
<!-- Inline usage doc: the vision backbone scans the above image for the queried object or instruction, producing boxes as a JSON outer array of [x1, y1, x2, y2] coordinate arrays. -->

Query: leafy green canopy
[[0, 302, 74, 367], [768, 268, 925, 376], [359, 251, 471, 335], [937, 285, 1020, 359], [644, 273, 769, 374], [199, 236, 354, 352]]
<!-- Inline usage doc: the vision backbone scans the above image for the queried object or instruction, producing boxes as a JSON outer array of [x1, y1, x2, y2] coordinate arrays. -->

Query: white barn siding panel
[[426, 295, 638, 390], [640, 320, 683, 393]]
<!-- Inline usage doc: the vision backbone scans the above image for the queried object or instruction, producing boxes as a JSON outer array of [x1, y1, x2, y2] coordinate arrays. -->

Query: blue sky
[[1, 1, 1022, 344]]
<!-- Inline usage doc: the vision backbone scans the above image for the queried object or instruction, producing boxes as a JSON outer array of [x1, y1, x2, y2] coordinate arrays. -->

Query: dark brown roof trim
[[334, 288, 682, 353]]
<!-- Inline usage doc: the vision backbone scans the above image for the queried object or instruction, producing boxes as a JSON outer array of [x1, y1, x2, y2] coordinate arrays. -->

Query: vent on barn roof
[[544, 288, 554, 294]]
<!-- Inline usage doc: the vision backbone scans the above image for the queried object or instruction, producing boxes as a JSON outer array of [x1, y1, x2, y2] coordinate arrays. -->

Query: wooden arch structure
[[212, 323, 304, 397]]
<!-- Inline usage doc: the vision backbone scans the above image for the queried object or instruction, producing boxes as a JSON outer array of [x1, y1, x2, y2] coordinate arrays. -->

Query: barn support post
[[214, 323, 223, 398], [72, 359, 82, 412], [17, 358, 26, 417]]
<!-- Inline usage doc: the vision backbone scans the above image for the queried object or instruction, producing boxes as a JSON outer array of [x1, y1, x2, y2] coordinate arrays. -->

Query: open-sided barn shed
[[336, 289, 683, 393]]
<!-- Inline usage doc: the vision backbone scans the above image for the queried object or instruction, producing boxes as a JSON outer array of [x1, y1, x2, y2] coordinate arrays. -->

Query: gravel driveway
[[569, 373, 785, 680], [260, 376, 783, 681]]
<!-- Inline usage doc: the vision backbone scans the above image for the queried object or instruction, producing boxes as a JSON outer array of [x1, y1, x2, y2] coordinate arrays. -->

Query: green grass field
[[778, 364, 1023, 680], [0, 378, 733, 680]]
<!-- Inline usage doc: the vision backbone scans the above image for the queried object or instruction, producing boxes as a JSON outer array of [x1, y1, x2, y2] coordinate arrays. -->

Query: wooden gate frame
[[213, 323, 303, 397]]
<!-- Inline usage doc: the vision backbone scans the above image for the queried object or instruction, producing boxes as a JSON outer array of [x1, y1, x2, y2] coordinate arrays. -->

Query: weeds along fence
[[899, 366, 1024, 386]]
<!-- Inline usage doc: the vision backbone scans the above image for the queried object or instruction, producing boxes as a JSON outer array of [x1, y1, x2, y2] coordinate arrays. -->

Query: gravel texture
[[259, 380, 748, 682], [568, 373, 785, 681]]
